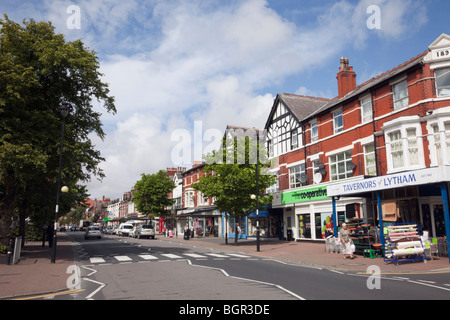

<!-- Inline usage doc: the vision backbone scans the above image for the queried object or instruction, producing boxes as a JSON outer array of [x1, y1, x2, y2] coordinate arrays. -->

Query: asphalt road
[[62, 231, 450, 301]]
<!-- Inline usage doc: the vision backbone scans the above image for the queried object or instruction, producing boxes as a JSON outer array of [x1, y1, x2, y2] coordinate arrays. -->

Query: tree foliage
[[0, 15, 116, 242], [193, 134, 276, 243], [133, 170, 176, 218]]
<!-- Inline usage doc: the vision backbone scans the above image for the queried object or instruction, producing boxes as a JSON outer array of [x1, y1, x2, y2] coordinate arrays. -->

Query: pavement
[[1, 231, 449, 300]]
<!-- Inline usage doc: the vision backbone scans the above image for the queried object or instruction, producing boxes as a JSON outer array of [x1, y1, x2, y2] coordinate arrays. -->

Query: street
[[31, 231, 449, 302]]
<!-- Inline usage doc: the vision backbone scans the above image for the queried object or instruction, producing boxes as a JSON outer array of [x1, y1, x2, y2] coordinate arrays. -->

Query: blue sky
[[2, 0, 449, 199]]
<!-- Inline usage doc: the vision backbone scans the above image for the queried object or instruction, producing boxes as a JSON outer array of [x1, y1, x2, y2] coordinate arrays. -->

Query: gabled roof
[[224, 124, 263, 139], [264, 94, 329, 129]]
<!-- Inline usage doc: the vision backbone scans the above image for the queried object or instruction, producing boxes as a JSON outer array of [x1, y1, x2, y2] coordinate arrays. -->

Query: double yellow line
[[13, 288, 85, 300]]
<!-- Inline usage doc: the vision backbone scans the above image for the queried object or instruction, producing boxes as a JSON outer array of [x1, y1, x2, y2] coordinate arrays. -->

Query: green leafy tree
[[0, 15, 116, 243], [193, 133, 276, 245], [134, 170, 176, 218]]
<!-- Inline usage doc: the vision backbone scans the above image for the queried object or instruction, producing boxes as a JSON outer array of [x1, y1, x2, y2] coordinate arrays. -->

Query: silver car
[[135, 225, 155, 239], [85, 226, 102, 239]]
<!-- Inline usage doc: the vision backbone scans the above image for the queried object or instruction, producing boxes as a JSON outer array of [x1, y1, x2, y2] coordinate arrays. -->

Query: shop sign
[[281, 186, 329, 205], [327, 166, 449, 196]]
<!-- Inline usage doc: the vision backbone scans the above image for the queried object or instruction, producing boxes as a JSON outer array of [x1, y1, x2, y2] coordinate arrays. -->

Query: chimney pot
[[336, 57, 356, 98]]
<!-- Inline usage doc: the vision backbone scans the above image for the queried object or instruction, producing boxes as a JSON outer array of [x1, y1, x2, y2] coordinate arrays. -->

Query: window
[[268, 140, 273, 158], [389, 130, 404, 168], [266, 171, 279, 193], [289, 164, 306, 189], [329, 150, 353, 181], [361, 96, 373, 123], [446, 122, 450, 160], [364, 143, 376, 176], [291, 128, 302, 149], [435, 68, 450, 97], [185, 191, 195, 207], [393, 80, 409, 110], [385, 122, 424, 172], [333, 110, 343, 133], [431, 124, 443, 165], [311, 120, 318, 142], [407, 128, 419, 166], [429, 120, 450, 166]]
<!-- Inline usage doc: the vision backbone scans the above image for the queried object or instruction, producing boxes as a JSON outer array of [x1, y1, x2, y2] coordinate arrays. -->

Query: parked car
[[85, 226, 102, 240], [117, 223, 134, 236], [104, 227, 113, 234], [135, 224, 155, 239], [129, 226, 139, 238]]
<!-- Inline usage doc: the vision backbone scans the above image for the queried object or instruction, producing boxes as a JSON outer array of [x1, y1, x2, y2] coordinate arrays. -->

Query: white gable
[[424, 33, 450, 68]]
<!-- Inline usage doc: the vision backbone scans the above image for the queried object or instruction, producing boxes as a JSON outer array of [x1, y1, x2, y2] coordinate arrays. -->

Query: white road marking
[[161, 253, 183, 259], [184, 253, 207, 258], [227, 253, 251, 258], [138, 254, 159, 260], [114, 255, 132, 262], [206, 253, 228, 258]]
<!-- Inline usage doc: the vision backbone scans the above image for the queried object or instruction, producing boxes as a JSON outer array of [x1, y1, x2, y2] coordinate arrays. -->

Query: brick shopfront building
[[266, 33, 450, 257]]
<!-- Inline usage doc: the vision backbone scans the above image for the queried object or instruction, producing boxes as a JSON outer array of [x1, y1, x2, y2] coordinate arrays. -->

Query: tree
[[0, 15, 116, 243], [193, 131, 276, 245], [133, 170, 176, 218]]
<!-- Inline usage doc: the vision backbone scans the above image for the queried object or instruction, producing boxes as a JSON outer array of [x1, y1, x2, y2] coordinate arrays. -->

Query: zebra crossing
[[83, 252, 255, 265]]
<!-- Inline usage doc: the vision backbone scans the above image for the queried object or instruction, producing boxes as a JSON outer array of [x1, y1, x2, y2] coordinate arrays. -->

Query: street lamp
[[251, 193, 260, 252], [251, 130, 261, 252], [51, 102, 72, 263]]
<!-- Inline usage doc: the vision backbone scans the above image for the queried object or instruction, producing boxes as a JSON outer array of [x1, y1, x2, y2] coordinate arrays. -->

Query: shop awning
[[327, 166, 450, 197]]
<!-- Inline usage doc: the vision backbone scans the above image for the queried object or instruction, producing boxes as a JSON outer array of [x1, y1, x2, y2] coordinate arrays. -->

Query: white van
[[117, 223, 134, 237]]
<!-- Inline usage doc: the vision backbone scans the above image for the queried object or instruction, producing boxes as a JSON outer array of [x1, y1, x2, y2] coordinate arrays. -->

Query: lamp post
[[251, 129, 261, 252], [250, 193, 260, 252], [51, 102, 72, 263]]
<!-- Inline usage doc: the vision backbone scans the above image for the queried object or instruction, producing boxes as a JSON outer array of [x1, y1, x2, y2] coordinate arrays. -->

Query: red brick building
[[176, 161, 220, 237], [266, 33, 450, 253]]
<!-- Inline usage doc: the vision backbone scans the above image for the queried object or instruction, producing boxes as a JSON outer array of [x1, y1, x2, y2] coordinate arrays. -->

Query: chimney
[[336, 57, 357, 98]]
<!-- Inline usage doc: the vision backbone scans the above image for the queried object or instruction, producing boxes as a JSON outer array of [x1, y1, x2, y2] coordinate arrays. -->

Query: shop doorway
[[298, 214, 311, 239], [421, 203, 446, 238]]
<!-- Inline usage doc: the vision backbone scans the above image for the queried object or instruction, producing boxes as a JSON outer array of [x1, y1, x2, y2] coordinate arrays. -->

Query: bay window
[[384, 118, 424, 172], [435, 67, 450, 97], [427, 108, 450, 166]]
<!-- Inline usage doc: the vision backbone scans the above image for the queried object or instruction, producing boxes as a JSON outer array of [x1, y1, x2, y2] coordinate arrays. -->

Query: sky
[[1, 0, 449, 200]]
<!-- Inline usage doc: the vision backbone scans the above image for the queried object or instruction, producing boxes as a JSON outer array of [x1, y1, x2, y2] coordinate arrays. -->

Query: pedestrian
[[339, 223, 355, 259], [184, 223, 190, 240], [47, 223, 54, 248]]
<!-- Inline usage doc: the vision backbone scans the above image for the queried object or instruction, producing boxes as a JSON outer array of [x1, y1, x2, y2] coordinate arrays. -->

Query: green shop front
[[277, 184, 366, 241]]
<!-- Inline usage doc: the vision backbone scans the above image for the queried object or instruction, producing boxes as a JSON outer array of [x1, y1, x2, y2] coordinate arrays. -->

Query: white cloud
[[5, 0, 427, 199]]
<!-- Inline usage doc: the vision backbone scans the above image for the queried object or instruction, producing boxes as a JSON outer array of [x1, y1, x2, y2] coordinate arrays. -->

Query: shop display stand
[[384, 223, 427, 265], [347, 219, 376, 255]]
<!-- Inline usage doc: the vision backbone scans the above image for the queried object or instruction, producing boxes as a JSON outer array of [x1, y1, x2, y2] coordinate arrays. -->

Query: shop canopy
[[326, 165, 450, 263]]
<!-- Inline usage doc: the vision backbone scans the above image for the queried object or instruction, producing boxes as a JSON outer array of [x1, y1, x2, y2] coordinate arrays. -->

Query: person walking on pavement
[[339, 223, 355, 259], [47, 223, 54, 248]]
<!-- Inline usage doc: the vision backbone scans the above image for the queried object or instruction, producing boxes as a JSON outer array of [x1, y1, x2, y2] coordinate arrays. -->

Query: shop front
[[247, 208, 283, 239], [277, 185, 365, 241], [177, 207, 221, 238], [327, 166, 450, 262], [223, 214, 247, 239]]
